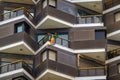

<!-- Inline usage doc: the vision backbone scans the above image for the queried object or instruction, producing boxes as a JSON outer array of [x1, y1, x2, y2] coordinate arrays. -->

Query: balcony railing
[[35, 60, 78, 77], [108, 48, 120, 59], [38, 33, 69, 48], [1, 7, 34, 23], [79, 67, 106, 76], [104, 0, 120, 9], [77, 15, 103, 24], [0, 60, 33, 76]]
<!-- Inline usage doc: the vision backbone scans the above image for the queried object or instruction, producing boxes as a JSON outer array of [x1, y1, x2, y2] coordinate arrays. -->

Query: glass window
[[49, 50, 56, 61], [59, 34, 68, 40], [17, 25, 23, 33], [49, 0, 56, 7], [115, 12, 120, 22], [43, 0, 47, 8], [95, 30, 105, 40], [42, 51, 47, 62], [37, 35, 45, 42], [15, 24, 23, 33]]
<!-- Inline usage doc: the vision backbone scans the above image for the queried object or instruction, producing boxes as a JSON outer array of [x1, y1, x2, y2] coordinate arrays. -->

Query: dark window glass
[[15, 23, 23, 33], [37, 35, 45, 42], [95, 30, 105, 40], [15, 22, 30, 33]]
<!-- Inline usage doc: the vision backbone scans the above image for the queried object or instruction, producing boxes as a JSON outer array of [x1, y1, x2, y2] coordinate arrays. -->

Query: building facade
[[0, 0, 108, 80]]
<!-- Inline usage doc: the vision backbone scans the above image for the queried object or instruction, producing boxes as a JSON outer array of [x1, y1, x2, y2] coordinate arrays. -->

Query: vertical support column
[[0, 1, 4, 21]]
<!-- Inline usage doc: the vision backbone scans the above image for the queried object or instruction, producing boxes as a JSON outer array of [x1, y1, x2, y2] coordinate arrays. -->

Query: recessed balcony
[[0, 60, 34, 80], [79, 67, 106, 77]]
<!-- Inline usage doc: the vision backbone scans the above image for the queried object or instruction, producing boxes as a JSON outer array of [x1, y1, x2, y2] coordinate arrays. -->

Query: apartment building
[[0, 0, 106, 80]]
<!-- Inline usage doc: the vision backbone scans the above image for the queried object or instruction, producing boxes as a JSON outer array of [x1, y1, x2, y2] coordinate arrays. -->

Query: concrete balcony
[[35, 60, 78, 80], [0, 32, 36, 55], [0, 60, 34, 80]]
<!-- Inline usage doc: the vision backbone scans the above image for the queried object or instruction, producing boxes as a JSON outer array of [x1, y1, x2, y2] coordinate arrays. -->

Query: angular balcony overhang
[[66, 0, 103, 13], [35, 60, 77, 80], [36, 34, 106, 54], [0, 32, 35, 55], [36, 6, 77, 29], [0, 7, 35, 28], [0, 60, 34, 80], [107, 21, 120, 41], [36, 6, 104, 29]]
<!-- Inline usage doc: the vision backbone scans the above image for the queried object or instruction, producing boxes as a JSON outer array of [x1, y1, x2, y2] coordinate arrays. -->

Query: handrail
[[2, 7, 34, 20], [0, 60, 23, 68], [79, 66, 105, 70], [77, 15, 102, 18], [38, 33, 70, 44]]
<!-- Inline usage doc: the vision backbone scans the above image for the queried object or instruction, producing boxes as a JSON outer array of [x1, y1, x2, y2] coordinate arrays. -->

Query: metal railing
[[77, 15, 102, 24], [2, 7, 34, 23], [104, 0, 120, 9], [108, 48, 120, 59], [38, 33, 69, 48], [79, 67, 106, 76], [0, 60, 33, 75]]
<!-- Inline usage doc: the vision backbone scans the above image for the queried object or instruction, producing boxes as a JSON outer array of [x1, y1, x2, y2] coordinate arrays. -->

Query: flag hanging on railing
[[50, 35, 55, 45]]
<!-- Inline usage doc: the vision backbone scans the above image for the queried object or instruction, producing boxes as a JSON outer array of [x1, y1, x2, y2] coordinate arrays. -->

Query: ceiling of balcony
[[108, 33, 120, 42], [40, 72, 71, 80], [75, 1, 103, 13], [0, 44, 34, 55], [37, 18, 71, 29], [82, 52, 106, 62], [1, 0, 35, 4], [107, 44, 120, 51]]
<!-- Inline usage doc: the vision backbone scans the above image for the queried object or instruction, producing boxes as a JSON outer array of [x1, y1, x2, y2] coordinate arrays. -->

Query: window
[[15, 23, 24, 33], [115, 12, 120, 22], [14, 22, 30, 33], [42, 51, 47, 62], [49, 50, 56, 61], [37, 34, 45, 42], [59, 34, 68, 40], [42, 50, 56, 62], [43, 0, 47, 8], [49, 0, 56, 7], [95, 30, 105, 40]]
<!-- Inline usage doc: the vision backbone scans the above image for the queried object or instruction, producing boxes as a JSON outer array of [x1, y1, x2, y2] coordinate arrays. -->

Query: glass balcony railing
[[1, 7, 34, 23], [79, 67, 106, 76], [0, 60, 33, 76], [38, 33, 70, 48], [104, 0, 120, 9], [77, 15, 103, 24], [108, 48, 120, 59]]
